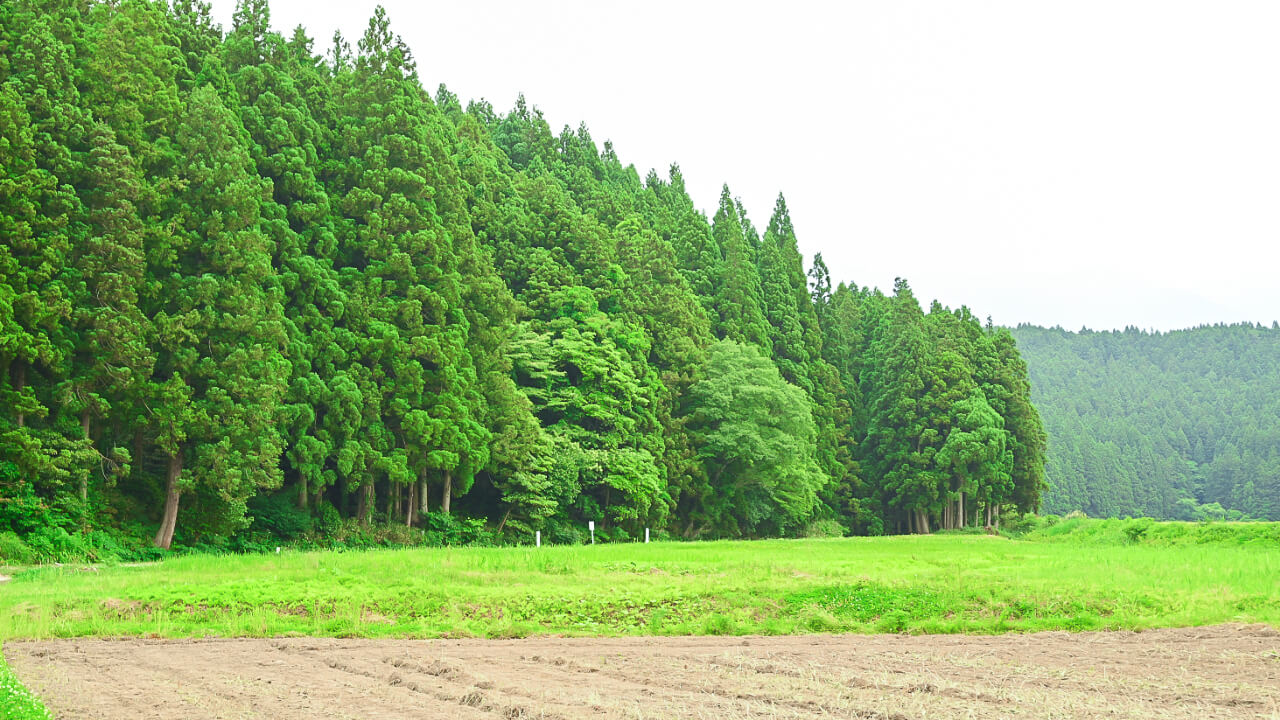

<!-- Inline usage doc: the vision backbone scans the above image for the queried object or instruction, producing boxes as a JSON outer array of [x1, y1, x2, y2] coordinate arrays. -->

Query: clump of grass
[[0, 645, 54, 720]]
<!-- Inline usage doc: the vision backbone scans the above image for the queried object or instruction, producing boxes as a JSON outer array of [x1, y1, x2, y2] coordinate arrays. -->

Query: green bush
[[1123, 518, 1153, 544], [0, 464, 56, 536], [246, 492, 312, 541], [425, 512, 494, 546], [0, 532, 35, 565], [23, 526, 92, 563], [314, 502, 342, 535], [803, 518, 847, 538]]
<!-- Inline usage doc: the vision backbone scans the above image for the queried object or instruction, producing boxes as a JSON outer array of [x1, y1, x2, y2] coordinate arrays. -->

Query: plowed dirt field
[[8, 625, 1279, 719]]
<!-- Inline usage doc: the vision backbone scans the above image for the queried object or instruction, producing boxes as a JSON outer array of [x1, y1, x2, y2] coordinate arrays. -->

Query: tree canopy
[[1013, 323, 1280, 521], [0, 0, 1047, 554]]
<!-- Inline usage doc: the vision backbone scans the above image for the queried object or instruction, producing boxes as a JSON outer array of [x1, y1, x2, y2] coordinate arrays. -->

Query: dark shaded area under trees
[[0, 0, 1045, 557]]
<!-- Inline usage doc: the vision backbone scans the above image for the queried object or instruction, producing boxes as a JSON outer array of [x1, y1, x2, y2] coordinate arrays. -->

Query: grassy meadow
[[2, 522, 1277, 641]]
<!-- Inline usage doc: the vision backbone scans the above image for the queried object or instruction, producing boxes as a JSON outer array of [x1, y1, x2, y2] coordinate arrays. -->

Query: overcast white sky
[[207, 1, 1280, 331]]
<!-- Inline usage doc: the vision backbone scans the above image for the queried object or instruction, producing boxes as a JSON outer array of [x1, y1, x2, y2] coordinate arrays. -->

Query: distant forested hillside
[[1, 0, 1045, 558], [1012, 323, 1280, 520]]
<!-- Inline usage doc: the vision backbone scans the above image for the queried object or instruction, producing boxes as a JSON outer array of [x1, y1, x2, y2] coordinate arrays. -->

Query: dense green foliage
[[1012, 324, 1280, 520], [2, 529, 1278, 640], [1018, 515, 1280, 546], [0, 0, 1044, 556]]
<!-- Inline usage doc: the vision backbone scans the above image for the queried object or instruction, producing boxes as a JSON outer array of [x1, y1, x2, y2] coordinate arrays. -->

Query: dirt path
[[8, 625, 1279, 719]]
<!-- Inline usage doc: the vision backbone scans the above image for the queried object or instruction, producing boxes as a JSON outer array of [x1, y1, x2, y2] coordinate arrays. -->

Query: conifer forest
[[1013, 323, 1280, 521], [0, 0, 1049, 554]]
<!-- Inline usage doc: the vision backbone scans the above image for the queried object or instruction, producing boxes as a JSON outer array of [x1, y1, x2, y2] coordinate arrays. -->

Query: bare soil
[[8, 625, 1279, 719]]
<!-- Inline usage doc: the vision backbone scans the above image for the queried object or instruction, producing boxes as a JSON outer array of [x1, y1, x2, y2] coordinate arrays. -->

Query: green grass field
[[3, 527, 1277, 641]]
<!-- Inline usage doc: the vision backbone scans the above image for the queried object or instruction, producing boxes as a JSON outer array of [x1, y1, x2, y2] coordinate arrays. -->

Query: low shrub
[[803, 518, 847, 538], [0, 532, 36, 565]]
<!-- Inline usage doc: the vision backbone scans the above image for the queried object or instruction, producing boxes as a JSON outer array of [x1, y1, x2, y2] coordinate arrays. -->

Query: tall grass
[[2, 531, 1276, 640]]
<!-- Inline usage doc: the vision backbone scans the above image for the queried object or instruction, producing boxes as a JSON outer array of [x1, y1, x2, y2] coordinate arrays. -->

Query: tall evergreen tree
[[711, 186, 770, 350], [147, 85, 288, 548]]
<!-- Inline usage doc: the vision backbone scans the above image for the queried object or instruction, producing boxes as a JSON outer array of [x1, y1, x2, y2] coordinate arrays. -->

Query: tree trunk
[[356, 482, 370, 525], [154, 451, 182, 549], [297, 470, 308, 510], [80, 410, 92, 502], [406, 481, 416, 527], [985, 503, 992, 528], [441, 470, 452, 515], [917, 509, 931, 534], [958, 493, 965, 529], [14, 362, 25, 428], [418, 470, 429, 517]]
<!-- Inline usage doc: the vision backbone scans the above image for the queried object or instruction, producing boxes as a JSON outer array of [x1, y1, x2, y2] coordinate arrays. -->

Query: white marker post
[[535, 530, 541, 548], [645, 528, 650, 544], [588, 520, 595, 545]]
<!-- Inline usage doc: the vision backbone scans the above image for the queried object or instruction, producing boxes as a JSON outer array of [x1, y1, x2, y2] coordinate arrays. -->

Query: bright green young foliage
[[682, 340, 825, 537], [509, 286, 667, 531]]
